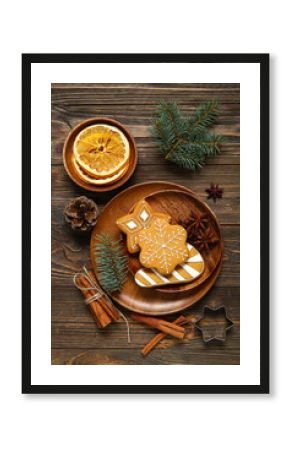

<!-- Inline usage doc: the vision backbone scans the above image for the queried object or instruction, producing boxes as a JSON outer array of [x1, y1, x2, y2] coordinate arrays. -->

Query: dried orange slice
[[73, 124, 130, 178], [73, 156, 129, 185]]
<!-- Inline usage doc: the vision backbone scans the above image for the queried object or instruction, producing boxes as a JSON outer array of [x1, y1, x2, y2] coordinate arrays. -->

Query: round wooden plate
[[90, 181, 223, 315], [63, 117, 138, 192], [128, 189, 223, 294]]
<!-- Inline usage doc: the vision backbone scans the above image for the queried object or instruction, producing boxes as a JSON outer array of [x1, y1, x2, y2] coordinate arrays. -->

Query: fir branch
[[152, 101, 187, 156], [94, 233, 128, 294], [201, 134, 227, 156], [190, 100, 220, 132], [168, 143, 206, 170], [151, 100, 226, 171]]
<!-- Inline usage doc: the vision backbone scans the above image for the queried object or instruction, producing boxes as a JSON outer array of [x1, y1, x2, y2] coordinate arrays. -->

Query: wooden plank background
[[51, 83, 240, 365]]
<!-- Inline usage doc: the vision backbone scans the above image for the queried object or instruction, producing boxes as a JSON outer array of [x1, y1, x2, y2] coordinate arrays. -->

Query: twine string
[[73, 266, 131, 343]]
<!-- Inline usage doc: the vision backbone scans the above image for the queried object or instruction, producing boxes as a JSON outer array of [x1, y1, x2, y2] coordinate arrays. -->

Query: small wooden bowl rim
[[63, 117, 138, 192]]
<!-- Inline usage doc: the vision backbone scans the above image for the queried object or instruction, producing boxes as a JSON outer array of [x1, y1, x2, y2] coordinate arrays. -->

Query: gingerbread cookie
[[116, 199, 171, 253], [135, 243, 204, 287], [137, 217, 189, 275]]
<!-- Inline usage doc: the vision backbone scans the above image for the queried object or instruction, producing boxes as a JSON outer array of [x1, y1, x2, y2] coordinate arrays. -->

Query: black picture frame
[[22, 53, 269, 394]]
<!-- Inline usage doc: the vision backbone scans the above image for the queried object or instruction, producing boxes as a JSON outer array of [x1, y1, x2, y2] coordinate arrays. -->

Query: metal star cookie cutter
[[195, 305, 234, 343]]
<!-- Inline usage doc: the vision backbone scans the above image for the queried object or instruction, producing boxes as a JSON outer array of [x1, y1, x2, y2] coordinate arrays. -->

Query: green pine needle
[[151, 100, 226, 171], [94, 233, 128, 294], [190, 100, 220, 132]]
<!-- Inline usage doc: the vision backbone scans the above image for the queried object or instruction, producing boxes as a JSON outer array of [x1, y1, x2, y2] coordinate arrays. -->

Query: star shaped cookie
[[137, 217, 189, 275], [116, 199, 171, 253]]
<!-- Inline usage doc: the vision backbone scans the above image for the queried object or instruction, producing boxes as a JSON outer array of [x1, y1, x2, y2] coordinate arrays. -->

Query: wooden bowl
[[63, 117, 138, 192], [90, 181, 224, 316]]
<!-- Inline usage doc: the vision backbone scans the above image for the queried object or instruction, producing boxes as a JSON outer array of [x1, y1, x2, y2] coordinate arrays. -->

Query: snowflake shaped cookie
[[116, 199, 171, 253], [138, 217, 189, 275]]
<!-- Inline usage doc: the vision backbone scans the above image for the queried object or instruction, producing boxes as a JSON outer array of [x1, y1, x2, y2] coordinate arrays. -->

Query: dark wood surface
[[51, 83, 240, 365]]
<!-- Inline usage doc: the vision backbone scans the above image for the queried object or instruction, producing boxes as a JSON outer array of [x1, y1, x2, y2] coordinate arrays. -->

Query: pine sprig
[[152, 101, 188, 156], [151, 100, 226, 171], [94, 233, 128, 294], [189, 100, 220, 132]]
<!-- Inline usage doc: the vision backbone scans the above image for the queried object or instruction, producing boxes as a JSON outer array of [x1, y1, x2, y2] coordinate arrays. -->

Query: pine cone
[[64, 196, 99, 232]]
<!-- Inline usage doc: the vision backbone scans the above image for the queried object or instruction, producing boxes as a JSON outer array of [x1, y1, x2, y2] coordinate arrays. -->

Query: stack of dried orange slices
[[72, 123, 130, 186]]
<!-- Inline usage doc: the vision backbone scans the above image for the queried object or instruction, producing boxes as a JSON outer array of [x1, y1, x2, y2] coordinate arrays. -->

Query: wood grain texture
[[51, 83, 240, 365]]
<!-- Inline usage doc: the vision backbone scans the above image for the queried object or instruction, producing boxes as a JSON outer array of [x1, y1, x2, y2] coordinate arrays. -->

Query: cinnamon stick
[[78, 276, 112, 328], [141, 315, 190, 356], [99, 298, 120, 321], [131, 313, 185, 340], [75, 269, 121, 328], [87, 271, 120, 322]]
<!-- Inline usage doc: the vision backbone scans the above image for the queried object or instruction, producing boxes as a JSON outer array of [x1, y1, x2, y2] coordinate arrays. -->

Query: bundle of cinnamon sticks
[[75, 270, 120, 328]]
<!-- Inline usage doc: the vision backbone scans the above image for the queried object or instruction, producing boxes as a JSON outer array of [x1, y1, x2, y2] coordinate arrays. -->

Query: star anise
[[178, 214, 209, 233], [191, 228, 219, 252], [179, 213, 209, 243], [205, 183, 223, 202], [187, 213, 209, 234]]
